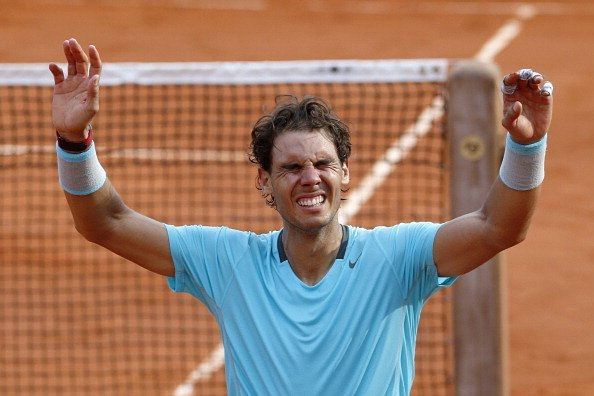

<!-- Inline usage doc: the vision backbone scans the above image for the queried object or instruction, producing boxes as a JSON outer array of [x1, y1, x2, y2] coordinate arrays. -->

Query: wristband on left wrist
[[499, 133, 547, 191]]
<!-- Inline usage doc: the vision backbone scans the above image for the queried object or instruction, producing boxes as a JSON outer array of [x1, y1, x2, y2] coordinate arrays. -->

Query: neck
[[281, 221, 343, 286]]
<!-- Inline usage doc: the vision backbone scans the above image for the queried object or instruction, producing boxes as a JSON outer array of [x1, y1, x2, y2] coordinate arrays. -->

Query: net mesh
[[0, 62, 454, 395]]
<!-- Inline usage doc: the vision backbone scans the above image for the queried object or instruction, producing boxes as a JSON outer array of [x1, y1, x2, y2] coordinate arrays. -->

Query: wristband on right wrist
[[499, 133, 547, 191], [56, 139, 107, 196], [56, 125, 93, 153]]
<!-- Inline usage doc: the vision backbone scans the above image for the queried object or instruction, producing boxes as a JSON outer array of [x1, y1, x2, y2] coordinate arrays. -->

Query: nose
[[300, 165, 321, 186]]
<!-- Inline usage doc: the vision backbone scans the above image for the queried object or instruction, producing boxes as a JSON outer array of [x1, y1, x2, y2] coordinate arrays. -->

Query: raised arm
[[50, 38, 174, 277], [434, 68, 553, 276]]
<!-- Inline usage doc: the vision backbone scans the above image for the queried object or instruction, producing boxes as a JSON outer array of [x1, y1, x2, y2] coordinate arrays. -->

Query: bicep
[[101, 210, 174, 277], [433, 212, 500, 277], [434, 179, 539, 276]]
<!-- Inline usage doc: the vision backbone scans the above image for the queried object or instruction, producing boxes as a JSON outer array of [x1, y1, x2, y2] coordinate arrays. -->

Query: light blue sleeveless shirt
[[166, 223, 455, 395]]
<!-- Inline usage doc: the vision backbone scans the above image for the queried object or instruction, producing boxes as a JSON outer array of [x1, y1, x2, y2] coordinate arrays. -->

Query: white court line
[[474, 5, 535, 62], [173, 5, 534, 395], [306, 1, 593, 15], [337, 96, 445, 223], [0, 144, 55, 156], [31, 0, 266, 11], [0, 144, 246, 163], [107, 148, 246, 162], [173, 345, 225, 396]]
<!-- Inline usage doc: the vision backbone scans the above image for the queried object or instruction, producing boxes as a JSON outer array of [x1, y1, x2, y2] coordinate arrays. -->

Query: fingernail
[[519, 69, 533, 80], [530, 73, 542, 83], [541, 82, 553, 96]]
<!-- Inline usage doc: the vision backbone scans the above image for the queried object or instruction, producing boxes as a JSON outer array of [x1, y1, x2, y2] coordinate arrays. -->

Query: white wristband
[[499, 133, 547, 191], [56, 142, 107, 195]]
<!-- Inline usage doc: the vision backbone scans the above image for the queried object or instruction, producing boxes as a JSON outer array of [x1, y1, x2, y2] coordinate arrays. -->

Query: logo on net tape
[[459, 135, 486, 161]]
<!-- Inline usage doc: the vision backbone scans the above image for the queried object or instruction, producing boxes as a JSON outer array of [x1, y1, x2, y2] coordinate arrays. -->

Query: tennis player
[[50, 38, 553, 395]]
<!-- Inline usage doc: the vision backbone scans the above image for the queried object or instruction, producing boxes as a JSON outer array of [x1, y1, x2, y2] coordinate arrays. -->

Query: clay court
[[1, 1, 593, 395]]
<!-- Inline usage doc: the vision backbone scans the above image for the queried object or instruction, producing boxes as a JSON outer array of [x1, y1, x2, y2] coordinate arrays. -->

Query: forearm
[[64, 178, 128, 242], [57, 141, 173, 276], [57, 138, 117, 241], [435, 133, 546, 276], [483, 132, 547, 248], [479, 177, 540, 250]]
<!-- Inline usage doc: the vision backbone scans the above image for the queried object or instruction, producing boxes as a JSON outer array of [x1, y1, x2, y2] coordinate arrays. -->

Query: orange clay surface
[[2, 1, 593, 395]]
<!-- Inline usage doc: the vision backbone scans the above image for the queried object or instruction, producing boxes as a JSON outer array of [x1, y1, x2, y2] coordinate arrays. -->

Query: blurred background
[[1, 1, 593, 395]]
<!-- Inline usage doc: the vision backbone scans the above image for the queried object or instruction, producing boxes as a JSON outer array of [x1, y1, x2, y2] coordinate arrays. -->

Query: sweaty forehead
[[271, 130, 338, 165]]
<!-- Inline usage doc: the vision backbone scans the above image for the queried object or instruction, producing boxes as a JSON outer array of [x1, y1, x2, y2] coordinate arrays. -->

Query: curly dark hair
[[248, 95, 352, 206]]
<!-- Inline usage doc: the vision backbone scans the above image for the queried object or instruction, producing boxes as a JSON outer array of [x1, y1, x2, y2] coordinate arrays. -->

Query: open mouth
[[297, 195, 325, 207]]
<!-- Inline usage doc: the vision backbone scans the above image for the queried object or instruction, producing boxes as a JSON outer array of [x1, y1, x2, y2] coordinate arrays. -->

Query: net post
[[447, 60, 509, 396]]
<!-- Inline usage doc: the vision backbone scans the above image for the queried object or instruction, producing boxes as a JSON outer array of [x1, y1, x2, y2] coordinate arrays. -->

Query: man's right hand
[[49, 38, 102, 142]]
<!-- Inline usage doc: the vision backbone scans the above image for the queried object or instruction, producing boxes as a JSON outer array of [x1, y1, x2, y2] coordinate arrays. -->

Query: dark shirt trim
[[278, 224, 349, 263]]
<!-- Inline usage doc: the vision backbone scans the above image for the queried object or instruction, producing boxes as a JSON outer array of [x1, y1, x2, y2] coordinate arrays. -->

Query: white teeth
[[297, 195, 324, 207]]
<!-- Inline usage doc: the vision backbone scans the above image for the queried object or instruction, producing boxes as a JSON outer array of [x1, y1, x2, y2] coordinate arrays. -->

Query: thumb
[[501, 101, 522, 131]]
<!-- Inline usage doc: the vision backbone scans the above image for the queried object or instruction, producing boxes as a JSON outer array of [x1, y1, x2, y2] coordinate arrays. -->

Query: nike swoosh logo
[[349, 252, 362, 269]]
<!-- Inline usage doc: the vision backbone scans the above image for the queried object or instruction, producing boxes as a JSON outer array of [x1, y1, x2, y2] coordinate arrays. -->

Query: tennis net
[[0, 59, 454, 395]]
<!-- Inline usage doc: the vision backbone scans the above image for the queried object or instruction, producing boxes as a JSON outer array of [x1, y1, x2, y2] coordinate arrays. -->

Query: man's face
[[258, 129, 350, 234]]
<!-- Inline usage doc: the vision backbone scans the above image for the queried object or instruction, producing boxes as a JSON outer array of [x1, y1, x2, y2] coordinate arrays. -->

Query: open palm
[[49, 39, 102, 141]]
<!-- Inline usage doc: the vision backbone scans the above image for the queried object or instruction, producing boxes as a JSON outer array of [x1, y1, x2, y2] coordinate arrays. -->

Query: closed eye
[[281, 163, 302, 172], [279, 159, 335, 172], [314, 159, 332, 169]]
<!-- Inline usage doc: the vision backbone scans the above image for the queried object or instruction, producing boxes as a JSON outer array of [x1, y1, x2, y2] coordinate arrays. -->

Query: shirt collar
[[277, 224, 349, 263]]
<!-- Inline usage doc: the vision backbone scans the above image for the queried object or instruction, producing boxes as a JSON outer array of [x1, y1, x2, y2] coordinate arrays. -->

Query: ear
[[341, 160, 350, 187], [257, 167, 273, 195]]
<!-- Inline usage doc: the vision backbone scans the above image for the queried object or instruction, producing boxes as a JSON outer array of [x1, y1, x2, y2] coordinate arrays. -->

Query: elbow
[[480, 205, 532, 253], [513, 229, 529, 246], [69, 188, 132, 246], [72, 222, 88, 240], [73, 207, 131, 247], [491, 227, 528, 252], [73, 220, 110, 246]]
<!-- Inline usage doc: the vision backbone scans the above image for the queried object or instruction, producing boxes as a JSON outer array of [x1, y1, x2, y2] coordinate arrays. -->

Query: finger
[[518, 68, 545, 92], [48, 63, 65, 85], [68, 38, 89, 77], [540, 81, 554, 97], [86, 74, 101, 114], [88, 45, 102, 78], [518, 68, 534, 81], [527, 73, 543, 91], [501, 73, 518, 95], [86, 74, 101, 100], [503, 72, 519, 86], [63, 39, 77, 77]]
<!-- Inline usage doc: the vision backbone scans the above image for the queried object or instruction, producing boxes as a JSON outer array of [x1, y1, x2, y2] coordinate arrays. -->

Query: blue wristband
[[56, 142, 107, 195], [499, 133, 547, 191]]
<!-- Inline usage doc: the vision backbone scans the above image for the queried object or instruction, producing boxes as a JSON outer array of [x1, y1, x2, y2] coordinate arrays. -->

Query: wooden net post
[[447, 60, 508, 396]]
